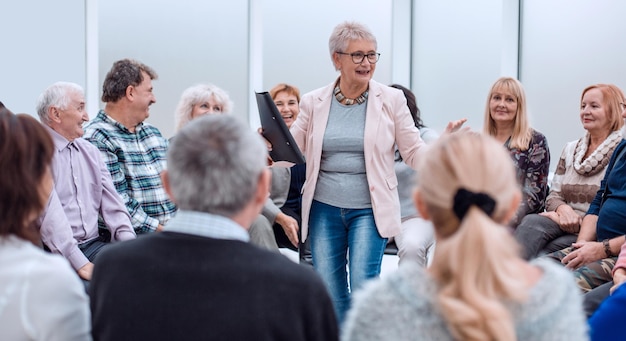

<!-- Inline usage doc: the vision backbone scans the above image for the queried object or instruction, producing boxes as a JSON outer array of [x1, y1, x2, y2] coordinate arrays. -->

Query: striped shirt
[[84, 110, 177, 233], [164, 210, 250, 242]]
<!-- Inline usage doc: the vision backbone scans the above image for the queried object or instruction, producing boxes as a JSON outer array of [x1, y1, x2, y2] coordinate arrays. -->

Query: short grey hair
[[167, 115, 267, 216], [328, 21, 377, 70], [36, 82, 84, 125], [174, 83, 234, 132]]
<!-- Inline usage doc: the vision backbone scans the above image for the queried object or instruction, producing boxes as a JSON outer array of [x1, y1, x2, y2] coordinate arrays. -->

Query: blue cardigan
[[587, 139, 626, 240]]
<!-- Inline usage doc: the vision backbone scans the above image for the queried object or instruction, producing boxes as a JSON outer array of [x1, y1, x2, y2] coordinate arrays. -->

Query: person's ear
[[332, 52, 342, 70], [48, 106, 62, 123], [160, 170, 176, 204], [413, 190, 430, 220], [255, 168, 271, 206], [125, 85, 134, 100], [501, 190, 521, 224]]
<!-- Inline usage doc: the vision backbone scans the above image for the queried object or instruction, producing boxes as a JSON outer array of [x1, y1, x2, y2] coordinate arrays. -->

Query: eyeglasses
[[336, 51, 380, 64]]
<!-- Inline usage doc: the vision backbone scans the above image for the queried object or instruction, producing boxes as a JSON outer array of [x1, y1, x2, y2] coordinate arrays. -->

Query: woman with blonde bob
[[174, 83, 233, 132], [342, 132, 588, 341], [483, 77, 550, 227]]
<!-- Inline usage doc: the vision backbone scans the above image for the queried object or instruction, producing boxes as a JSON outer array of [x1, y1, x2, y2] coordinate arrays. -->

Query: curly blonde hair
[[174, 84, 233, 132]]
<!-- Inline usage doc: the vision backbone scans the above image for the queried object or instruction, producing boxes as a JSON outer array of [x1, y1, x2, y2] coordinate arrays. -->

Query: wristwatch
[[602, 238, 613, 257]]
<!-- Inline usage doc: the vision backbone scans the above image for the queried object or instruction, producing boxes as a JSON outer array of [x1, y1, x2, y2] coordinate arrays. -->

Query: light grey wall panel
[[98, 0, 249, 138], [1, 0, 86, 117], [260, 0, 393, 95], [411, 0, 514, 134]]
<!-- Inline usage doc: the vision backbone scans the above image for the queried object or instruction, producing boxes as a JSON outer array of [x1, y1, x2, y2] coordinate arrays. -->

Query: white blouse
[[0, 235, 91, 340]]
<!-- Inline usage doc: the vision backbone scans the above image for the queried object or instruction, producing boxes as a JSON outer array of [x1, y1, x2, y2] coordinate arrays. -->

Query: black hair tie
[[453, 188, 496, 220]]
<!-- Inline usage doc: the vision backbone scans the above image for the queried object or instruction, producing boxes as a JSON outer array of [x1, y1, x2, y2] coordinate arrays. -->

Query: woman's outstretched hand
[[444, 118, 468, 134]]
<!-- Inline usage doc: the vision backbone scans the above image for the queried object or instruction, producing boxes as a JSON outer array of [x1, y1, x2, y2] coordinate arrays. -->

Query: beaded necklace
[[333, 83, 368, 105]]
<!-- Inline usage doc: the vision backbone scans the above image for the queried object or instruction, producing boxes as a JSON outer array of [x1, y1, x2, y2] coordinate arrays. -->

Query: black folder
[[255, 92, 305, 165]]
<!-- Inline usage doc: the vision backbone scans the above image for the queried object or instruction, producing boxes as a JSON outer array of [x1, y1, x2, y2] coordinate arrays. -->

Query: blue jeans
[[309, 200, 387, 325]]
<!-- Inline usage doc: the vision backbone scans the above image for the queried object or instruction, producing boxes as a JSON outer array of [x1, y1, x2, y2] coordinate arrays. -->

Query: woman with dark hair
[[389, 84, 439, 267], [0, 103, 90, 340]]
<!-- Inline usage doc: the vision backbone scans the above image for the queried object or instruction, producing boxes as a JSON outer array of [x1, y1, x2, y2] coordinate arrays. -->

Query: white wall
[[260, 0, 393, 94], [98, 0, 249, 138], [5, 0, 626, 174], [98, 1, 394, 138], [0, 0, 86, 115], [520, 0, 626, 168], [411, 0, 518, 135]]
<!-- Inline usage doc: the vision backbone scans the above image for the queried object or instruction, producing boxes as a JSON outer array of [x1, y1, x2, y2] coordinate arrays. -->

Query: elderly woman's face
[[273, 91, 299, 128], [580, 88, 611, 135], [334, 39, 377, 88], [191, 95, 224, 119]]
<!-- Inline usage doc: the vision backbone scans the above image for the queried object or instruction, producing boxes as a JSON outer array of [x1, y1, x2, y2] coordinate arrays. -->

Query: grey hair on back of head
[[167, 115, 267, 217]]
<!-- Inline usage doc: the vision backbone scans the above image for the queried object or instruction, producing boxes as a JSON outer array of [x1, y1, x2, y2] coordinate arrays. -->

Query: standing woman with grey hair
[[174, 83, 233, 132], [289, 21, 465, 324]]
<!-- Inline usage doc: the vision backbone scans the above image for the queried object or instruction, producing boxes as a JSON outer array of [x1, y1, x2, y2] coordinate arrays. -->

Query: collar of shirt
[[98, 110, 143, 134], [45, 125, 78, 152], [163, 210, 250, 242]]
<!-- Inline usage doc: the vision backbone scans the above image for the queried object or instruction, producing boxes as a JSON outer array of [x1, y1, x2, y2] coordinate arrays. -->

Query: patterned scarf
[[573, 130, 622, 176]]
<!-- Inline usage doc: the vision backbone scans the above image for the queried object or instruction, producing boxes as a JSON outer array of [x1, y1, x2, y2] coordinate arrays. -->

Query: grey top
[[342, 258, 589, 341], [314, 96, 370, 208], [394, 127, 439, 220], [261, 166, 291, 223]]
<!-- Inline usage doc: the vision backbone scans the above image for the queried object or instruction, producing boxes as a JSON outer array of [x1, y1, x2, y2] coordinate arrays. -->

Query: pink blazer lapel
[[364, 81, 382, 165]]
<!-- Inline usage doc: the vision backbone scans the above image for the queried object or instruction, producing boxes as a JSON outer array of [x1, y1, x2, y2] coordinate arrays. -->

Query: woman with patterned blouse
[[483, 77, 550, 227], [515, 84, 624, 259]]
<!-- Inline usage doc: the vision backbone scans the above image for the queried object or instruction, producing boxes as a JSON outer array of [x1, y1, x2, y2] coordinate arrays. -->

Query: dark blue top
[[588, 282, 626, 340], [284, 163, 306, 214], [587, 139, 626, 240]]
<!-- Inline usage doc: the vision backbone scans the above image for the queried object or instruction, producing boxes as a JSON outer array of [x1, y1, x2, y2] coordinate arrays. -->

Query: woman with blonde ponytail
[[342, 132, 588, 341]]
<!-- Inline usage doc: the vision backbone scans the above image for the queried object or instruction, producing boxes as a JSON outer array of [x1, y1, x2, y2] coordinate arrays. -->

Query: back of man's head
[[167, 115, 267, 217]]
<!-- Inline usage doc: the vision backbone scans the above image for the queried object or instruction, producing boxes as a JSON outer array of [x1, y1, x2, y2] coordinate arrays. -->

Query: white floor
[[279, 248, 399, 278]]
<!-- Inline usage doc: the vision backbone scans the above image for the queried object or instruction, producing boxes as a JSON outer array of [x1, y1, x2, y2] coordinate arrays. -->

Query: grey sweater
[[342, 259, 589, 341]]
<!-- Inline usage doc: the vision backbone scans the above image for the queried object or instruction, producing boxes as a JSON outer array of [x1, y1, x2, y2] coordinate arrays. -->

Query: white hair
[[36, 82, 84, 124]]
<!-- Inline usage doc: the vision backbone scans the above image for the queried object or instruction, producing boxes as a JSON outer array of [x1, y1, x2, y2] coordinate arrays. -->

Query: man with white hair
[[36, 81, 136, 281], [90, 115, 338, 341]]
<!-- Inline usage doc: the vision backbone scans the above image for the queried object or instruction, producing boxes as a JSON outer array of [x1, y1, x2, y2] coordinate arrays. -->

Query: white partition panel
[[99, 0, 249, 138], [411, 0, 517, 134], [261, 0, 393, 95], [520, 0, 626, 171], [0, 0, 86, 117]]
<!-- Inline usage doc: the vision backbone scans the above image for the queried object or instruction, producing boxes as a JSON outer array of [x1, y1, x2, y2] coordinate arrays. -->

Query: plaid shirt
[[84, 110, 177, 233]]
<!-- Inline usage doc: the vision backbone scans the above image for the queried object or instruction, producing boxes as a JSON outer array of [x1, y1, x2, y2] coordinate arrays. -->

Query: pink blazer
[[291, 79, 426, 241]]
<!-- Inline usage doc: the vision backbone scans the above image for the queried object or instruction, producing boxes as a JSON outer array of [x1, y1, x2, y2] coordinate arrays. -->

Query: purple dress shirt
[[38, 126, 135, 270]]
